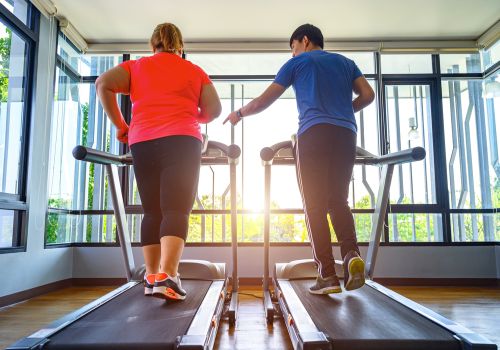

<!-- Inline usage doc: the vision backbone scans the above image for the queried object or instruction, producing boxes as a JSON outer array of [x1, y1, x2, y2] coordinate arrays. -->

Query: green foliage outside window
[[46, 198, 70, 243], [0, 27, 11, 103]]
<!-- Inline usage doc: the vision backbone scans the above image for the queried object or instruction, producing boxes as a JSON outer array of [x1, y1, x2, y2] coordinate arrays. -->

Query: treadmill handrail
[[72, 140, 242, 166], [361, 147, 426, 166], [207, 140, 242, 160], [73, 145, 132, 166], [260, 141, 293, 162], [260, 140, 425, 166]]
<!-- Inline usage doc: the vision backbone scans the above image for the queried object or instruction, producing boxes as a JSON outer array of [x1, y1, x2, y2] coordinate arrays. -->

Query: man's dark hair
[[289, 24, 324, 49]]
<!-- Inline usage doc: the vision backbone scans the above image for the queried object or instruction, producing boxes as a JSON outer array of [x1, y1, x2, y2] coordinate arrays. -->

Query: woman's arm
[[223, 83, 286, 125], [197, 83, 222, 124], [95, 66, 130, 143]]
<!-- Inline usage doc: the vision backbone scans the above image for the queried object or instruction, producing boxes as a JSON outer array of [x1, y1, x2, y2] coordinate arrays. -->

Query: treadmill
[[8, 138, 241, 350], [261, 138, 497, 350]]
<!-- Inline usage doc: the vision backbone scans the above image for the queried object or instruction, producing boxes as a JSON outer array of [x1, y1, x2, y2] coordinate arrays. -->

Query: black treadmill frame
[[261, 139, 496, 350], [8, 139, 240, 350]]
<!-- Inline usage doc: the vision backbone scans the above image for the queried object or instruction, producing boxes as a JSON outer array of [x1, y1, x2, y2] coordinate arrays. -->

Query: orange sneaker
[[143, 273, 156, 296], [152, 273, 186, 301]]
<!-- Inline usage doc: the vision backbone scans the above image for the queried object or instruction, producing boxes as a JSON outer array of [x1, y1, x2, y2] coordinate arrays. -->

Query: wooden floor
[[1, 285, 499, 349]]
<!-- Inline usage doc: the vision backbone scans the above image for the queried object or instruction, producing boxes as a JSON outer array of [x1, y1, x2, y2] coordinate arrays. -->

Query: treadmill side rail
[[106, 164, 135, 281], [366, 281, 497, 350], [365, 163, 394, 279], [178, 280, 226, 350], [277, 280, 331, 350], [264, 289, 274, 324], [227, 290, 238, 326]]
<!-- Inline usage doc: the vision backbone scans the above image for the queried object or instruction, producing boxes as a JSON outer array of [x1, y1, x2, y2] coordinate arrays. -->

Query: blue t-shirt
[[274, 50, 363, 135]]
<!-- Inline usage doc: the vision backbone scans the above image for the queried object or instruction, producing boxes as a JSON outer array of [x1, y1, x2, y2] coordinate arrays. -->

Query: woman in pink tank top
[[95, 23, 221, 301]]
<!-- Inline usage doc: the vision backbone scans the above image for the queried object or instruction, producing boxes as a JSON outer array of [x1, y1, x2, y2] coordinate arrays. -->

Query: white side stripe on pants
[[295, 138, 323, 276]]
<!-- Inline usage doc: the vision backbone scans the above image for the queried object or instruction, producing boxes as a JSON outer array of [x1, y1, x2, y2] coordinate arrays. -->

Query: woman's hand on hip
[[117, 126, 129, 144]]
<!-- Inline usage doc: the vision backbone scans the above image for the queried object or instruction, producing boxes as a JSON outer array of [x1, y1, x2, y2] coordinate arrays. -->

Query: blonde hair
[[150, 23, 183, 54]]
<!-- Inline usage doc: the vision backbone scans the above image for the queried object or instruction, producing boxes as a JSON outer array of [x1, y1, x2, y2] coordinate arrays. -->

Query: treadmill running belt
[[289, 279, 461, 350], [47, 280, 212, 350]]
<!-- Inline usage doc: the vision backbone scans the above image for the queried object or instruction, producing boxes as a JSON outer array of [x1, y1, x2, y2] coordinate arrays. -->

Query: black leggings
[[295, 124, 360, 278], [130, 135, 201, 245]]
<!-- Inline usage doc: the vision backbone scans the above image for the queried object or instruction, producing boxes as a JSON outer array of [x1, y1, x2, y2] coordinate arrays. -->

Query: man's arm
[[223, 83, 286, 125], [352, 76, 375, 113]]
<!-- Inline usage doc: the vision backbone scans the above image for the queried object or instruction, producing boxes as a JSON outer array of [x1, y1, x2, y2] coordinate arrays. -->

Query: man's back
[[275, 50, 363, 135]]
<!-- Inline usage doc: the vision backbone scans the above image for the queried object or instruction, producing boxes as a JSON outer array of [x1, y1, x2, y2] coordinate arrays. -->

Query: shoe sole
[[309, 286, 342, 295], [144, 287, 153, 296], [345, 257, 366, 291], [152, 286, 186, 301]]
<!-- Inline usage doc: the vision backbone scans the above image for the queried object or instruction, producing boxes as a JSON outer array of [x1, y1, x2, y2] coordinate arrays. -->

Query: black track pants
[[295, 124, 360, 278], [130, 135, 201, 245]]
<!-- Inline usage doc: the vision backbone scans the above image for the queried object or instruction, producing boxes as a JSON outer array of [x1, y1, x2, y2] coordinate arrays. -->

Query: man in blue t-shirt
[[224, 24, 375, 294]]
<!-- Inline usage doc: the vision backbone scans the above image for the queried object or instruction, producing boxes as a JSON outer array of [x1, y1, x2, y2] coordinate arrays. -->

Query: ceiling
[[50, 0, 500, 44]]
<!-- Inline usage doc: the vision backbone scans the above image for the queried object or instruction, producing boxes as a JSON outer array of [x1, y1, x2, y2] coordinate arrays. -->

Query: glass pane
[[442, 76, 499, 212], [265, 213, 373, 243], [48, 69, 121, 213], [352, 213, 373, 243], [0, 0, 29, 26], [187, 52, 291, 75], [450, 213, 499, 242], [385, 84, 436, 205], [332, 52, 375, 74], [440, 53, 482, 74], [126, 214, 141, 243], [353, 80, 379, 210], [188, 213, 233, 243], [269, 214, 306, 243], [482, 40, 500, 71], [240, 81, 299, 212], [58, 33, 122, 76], [0, 209, 14, 247], [388, 213, 441, 242], [131, 54, 152, 60], [0, 22, 26, 195], [46, 212, 117, 244], [381, 54, 433, 74]]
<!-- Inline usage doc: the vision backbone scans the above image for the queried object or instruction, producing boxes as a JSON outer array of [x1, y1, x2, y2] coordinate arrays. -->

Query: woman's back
[[120, 52, 211, 145]]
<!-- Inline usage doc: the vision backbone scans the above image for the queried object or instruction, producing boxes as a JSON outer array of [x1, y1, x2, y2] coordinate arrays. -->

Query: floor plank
[[391, 286, 500, 348], [0, 286, 117, 350], [1, 285, 498, 349]]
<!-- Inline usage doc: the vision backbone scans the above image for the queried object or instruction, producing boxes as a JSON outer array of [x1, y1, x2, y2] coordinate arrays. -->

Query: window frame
[[0, 1, 38, 253]]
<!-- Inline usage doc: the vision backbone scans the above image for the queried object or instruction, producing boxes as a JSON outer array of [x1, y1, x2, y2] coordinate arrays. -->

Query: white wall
[[72, 245, 499, 280], [0, 15, 73, 298]]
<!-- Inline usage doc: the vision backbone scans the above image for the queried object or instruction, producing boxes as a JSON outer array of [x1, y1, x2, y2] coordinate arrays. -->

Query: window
[[0, 1, 36, 250], [440, 53, 482, 74], [383, 83, 439, 242], [46, 32, 123, 245], [188, 52, 290, 75], [482, 40, 500, 71], [385, 84, 436, 206], [46, 46, 500, 245], [442, 72, 500, 242], [381, 54, 433, 74], [0, 0, 29, 26]]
